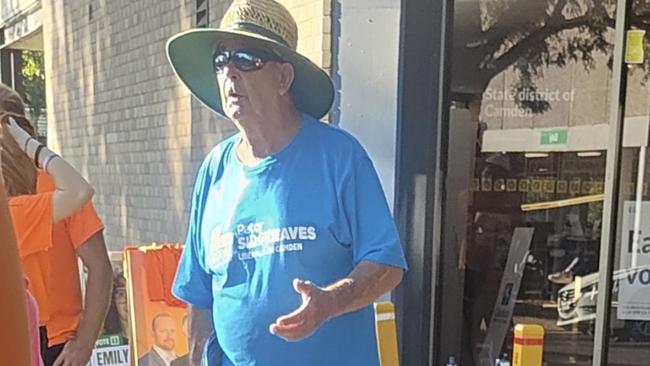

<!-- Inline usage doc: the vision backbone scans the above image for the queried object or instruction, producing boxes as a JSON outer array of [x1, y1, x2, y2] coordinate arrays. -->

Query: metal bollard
[[374, 301, 400, 366], [513, 324, 544, 366]]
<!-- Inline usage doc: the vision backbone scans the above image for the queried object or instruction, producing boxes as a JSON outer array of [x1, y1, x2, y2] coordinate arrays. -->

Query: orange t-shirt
[[37, 172, 104, 346], [8, 192, 55, 325], [144, 245, 186, 308]]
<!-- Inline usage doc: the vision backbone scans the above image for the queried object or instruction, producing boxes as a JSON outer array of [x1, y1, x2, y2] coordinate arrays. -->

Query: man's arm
[[188, 305, 215, 365], [270, 261, 403, 341], [323, 261, 403, 317], [54, 231, 112, 366]]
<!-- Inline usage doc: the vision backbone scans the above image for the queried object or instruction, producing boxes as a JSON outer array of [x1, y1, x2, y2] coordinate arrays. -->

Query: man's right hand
[[269, 279, 334, 341]]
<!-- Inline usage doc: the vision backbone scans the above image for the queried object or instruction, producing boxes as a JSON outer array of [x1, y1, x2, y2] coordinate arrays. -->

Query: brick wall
[[277, 0, 331, 72], [42, 0, 332, 250], [43, 0, 228, 250]]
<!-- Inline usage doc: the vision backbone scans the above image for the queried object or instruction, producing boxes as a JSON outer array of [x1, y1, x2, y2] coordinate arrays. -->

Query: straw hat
[[166, 0, 334, 119]]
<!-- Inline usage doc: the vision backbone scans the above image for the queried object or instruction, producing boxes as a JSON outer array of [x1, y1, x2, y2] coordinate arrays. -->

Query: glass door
[[602, 1, 650, 365], [438, 0, 627, 365]]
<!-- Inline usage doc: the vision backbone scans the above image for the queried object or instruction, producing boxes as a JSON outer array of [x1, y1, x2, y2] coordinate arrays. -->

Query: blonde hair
[[0, 84, 37, 197]]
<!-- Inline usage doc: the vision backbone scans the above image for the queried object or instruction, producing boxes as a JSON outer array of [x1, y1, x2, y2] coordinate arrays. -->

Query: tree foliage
[[461, 0, 649, 112], [21, 50, 45, 124]]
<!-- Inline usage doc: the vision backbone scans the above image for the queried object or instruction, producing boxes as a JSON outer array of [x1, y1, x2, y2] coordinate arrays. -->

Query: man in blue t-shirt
[[166, 1, 407, 365]]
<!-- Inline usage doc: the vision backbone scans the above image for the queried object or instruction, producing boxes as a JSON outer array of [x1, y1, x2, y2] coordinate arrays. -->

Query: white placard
[[88, 345, 130, 366], [86, 335, 130, 366], [618, 201, 650, 321]]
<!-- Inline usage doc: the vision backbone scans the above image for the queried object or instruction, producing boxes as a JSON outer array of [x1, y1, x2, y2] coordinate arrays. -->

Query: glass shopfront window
[[437, 0, 637, 364], [607, 145, 650, 364], [395, 0, 650, 364], [606, 13, 650, 364]]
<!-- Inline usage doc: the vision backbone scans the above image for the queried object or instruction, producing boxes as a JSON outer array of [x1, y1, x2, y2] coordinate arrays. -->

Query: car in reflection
[[557, 265, 650, 341]]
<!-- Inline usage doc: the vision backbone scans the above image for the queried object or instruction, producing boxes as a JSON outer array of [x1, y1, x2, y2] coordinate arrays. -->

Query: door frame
[[593, 0, 633, 364], [393, 0, 453, 365]]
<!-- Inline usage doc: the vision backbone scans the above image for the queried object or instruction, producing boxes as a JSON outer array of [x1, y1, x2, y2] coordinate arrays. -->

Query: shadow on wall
[[43, 0, 236, 250]]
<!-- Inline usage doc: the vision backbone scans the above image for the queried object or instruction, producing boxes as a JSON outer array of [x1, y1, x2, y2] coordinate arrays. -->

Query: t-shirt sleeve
[[10, 193, 55, 258], [65, 202, 104, 249], [173, 159, 214, 308], [36, 170, 55, 193], [341, 155, 408, 270]]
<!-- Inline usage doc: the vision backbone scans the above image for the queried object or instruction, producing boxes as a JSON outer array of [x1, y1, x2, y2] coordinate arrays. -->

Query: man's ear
[[278, 63, 295, 95]]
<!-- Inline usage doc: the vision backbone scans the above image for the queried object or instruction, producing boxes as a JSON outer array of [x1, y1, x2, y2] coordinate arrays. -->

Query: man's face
[[152, 316, 176, 351], [215, 39, 290, 122]]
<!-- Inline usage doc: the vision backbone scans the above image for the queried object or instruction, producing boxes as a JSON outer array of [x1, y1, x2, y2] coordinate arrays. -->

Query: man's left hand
[[269, 278, 335, 341], [52, 338, 95, 366]]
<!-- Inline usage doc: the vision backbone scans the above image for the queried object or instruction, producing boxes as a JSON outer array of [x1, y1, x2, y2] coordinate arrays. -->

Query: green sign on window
[[94, 334, 127, 348], [541, 130, 568, 145]]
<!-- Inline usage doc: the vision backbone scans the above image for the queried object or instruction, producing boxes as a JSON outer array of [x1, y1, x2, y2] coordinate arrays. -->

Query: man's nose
[[223, 61, 240, 80]]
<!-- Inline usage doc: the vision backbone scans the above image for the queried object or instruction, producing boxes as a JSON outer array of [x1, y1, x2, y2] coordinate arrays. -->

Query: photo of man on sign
[[138, 313, 178, 366], [123, 246, 188, 366]]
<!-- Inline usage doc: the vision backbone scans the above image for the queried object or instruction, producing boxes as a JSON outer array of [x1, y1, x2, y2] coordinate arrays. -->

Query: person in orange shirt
[[3, 84, 113, 366], [36, 171, 113, 366], [0, 85, 96, 366], [0, 139, 35, 365]]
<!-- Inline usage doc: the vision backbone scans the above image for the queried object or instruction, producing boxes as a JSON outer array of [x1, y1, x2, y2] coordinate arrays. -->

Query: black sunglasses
[[213, 48, 283, 73]]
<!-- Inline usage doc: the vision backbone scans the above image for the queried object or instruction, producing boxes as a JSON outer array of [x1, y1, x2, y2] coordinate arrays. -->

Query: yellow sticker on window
[[570, 179, 582, 195], [543, 179, 555, 193], [482, 178, 493, 192], [494, 179, 505, 192], [626, 29, 646, 64], [519, 179, 530, 192], [507, 179, 518, 192]]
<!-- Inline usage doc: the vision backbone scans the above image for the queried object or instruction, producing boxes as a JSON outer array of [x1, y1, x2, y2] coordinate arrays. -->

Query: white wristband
[[42, 153, 58, 173]]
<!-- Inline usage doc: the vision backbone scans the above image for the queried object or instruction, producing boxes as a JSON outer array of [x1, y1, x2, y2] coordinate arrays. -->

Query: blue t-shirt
[[173, 114, 408, 366]]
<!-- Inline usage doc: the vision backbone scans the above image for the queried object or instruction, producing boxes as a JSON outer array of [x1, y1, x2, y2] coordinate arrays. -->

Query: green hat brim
[[166, 28, 334, 119]]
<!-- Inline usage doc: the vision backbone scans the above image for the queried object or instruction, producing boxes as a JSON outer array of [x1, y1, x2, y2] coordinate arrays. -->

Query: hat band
[[227, 22, 291, 48]]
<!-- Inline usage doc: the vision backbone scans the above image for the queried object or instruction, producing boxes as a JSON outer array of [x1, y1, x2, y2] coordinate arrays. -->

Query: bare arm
[[76, 232, 113, 343], [323, 261, 403, 317], [270, 261, 404, 340], [47, 155, 95, 223], [4, 117, 94, 223], [188, 306, 215, 365], [53, 231, 112, 366]]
